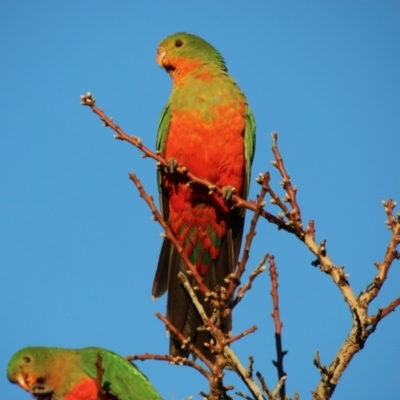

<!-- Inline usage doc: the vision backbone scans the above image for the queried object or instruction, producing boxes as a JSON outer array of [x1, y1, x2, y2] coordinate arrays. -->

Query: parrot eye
[[175, 40, 183, 48], [23, 357, 31, 363]]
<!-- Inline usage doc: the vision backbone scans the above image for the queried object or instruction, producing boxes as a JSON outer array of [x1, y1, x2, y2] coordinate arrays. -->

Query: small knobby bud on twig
[[80, 92, 95, 105], [245, 356, 254, 378]]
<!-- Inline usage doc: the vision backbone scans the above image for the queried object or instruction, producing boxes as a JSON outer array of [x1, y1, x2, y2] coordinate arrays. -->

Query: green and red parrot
[[7, 346, 162, 400], [152, 32, 256, 357]]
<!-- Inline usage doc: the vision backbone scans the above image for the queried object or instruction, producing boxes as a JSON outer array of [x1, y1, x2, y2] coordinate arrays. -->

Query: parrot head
[[156, 32, 227, 78], [7, 347, 55, 398]]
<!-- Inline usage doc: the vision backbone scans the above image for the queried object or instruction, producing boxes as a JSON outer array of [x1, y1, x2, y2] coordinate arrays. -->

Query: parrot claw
[[164, 158, 179, 174], [222, 185, 236, 202]]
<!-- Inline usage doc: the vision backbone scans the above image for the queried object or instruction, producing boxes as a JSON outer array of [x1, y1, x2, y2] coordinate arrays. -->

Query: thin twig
[[235, 392, 254, 400], [269, 256, 283, 336], [271, 376, 287, 399], [226, 325, 258, 345], [178, 271, 217, 331], [256, 371, 272, 399], [270, 132, 302, 231], [359, 199, 400, 307], [269, 256, 287, 399], [233, 254, 268, 308], [313, 351, 330, 379], [154, 312, 213, 368], [126, 353, 212, 380], [226, 172, 270, 300], [225, 347, 264, 400], [367, 296, 400, 325], [245, 356, 254, 379]]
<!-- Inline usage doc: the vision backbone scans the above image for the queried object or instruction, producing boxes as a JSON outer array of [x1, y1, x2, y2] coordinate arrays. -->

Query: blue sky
[[1, 2, 399, 399]]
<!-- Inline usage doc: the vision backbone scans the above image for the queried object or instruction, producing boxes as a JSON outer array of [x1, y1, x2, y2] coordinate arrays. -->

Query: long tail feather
[[153, 208, 244, 361]]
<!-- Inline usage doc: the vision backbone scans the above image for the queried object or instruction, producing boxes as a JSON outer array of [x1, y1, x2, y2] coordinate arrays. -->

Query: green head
[[156, 32, 227, 76], [7, 347, 52, 392]]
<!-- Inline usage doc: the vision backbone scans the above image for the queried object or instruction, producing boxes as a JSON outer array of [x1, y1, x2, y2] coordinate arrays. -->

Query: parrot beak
[[15, 373, 31, 391], [156, 46, 166, 68]]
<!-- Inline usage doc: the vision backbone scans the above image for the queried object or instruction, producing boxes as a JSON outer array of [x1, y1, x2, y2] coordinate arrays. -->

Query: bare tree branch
[[126, 353, 212, 381], [269, 256, 287, 399], [359, 199, 400, 307], [225, 346, 265, 400], [80, 93, 292, 233], [226, 172, 270, 301], [232, 254, 268, 309], [82, 93, 400, 400]]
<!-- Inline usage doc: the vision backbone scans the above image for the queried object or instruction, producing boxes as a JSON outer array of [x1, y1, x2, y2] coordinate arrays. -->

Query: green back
[[81, 348, 162, 400]]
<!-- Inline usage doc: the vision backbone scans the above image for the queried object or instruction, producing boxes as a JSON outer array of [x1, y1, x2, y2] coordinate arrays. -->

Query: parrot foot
[[30, 383, 53, 399], [164, 157, 179, 174], [222, 185, 236, 202]]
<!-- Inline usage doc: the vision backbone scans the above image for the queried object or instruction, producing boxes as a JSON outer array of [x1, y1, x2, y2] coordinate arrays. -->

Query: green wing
[[243, 104, 256, 199], [156, 103, 171, 156], [151, 103, 172, 298], [82, 348, 162, 400], [156, 103, 172, 221]]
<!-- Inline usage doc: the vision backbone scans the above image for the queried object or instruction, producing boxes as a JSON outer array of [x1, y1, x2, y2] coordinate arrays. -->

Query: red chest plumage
[[64, 378, 98, 400], [163, 102, 246, 274]]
